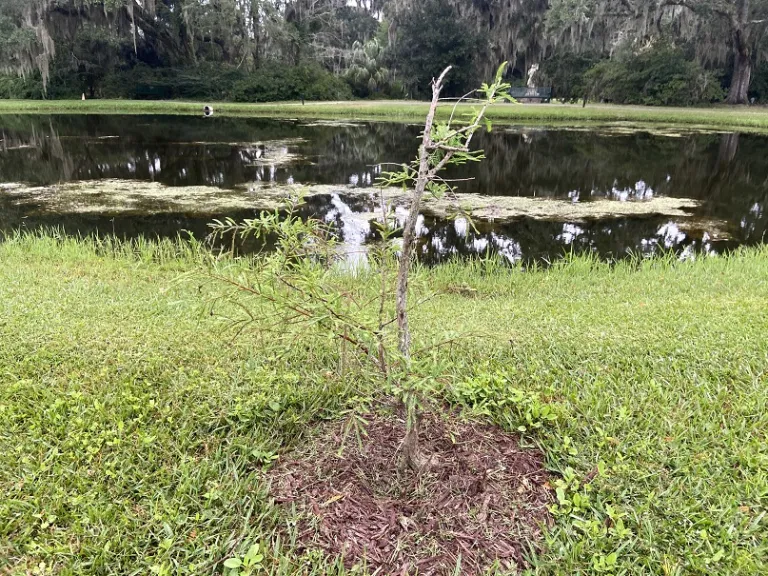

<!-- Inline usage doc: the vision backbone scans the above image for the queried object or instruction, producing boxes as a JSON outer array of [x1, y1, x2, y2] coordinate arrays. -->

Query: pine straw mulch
[[269, 410, 553, 575]]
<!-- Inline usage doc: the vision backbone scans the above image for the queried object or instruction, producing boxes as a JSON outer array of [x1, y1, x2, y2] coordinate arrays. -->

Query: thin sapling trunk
[[389, 63, 513, 472]]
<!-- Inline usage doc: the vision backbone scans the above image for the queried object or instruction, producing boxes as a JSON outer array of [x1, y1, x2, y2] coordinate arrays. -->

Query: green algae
[[1, 179, 704, 224]]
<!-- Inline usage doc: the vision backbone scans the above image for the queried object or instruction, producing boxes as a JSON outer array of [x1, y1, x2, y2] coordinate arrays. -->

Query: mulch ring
[[269, 410, 553, 575]]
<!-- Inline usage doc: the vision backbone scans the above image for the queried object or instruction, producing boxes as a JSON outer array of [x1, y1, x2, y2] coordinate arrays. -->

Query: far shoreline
[[2, 99, 768, 133]]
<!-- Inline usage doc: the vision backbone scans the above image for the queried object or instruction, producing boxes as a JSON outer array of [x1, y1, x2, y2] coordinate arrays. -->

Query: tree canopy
[[1, 0, 767, 104]]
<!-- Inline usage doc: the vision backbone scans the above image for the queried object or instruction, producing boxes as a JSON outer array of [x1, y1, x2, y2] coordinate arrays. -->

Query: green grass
[[1, 233, 767, 575], [3, 99, 768, 131]]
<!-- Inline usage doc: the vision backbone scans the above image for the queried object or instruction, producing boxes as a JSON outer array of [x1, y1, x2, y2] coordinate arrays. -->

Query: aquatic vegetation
[[0, 180, 282, 215], [0, 179, 702, 221]]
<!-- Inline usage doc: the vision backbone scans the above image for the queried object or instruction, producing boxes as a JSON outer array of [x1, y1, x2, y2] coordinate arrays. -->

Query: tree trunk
[[395, 67, 452, 475], [399, 412, 428, 473], [727, 45, 752, 105], [727, 0, 752, 105], [395, 67, 450, 359]]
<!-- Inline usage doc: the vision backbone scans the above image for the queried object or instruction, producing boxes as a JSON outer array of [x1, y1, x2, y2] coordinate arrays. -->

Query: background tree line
[[1, 0, 767, 105]]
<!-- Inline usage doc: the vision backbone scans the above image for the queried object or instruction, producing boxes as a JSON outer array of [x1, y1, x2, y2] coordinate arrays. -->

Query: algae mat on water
[[0, 179, 702, 222]]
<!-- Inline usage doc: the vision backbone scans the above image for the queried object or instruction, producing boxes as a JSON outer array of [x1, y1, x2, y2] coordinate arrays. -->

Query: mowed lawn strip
[[4, 99, 768, 132]]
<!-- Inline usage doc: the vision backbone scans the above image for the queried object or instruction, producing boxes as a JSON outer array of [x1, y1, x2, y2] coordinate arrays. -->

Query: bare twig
[[377, 187, 391, 375], [396, 65, 452, 359]]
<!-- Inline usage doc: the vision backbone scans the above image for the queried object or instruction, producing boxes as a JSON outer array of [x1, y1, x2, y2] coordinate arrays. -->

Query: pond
[[1, 114, 766, 264]]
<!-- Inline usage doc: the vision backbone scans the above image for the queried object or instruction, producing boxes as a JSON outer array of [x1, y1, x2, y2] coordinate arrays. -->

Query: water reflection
[[324, 194, 371, 269], [1, 114, 767, 262], [297, 197, 725, 266]]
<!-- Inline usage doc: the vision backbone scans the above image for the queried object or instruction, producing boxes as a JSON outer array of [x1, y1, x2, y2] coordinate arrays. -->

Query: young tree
[[204, 64, 513, 473], [380, 63, 513, 470]]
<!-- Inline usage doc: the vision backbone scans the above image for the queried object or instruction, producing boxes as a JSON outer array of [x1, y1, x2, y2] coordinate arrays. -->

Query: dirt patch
[[270, 411, 553, 575]]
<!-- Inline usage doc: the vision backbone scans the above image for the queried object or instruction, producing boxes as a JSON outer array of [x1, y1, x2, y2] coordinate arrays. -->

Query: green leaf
[[224, 558, 242, 569], [495, 61, 509, 82], [245, 544, 261, 562], [246, 543, 260, 556]]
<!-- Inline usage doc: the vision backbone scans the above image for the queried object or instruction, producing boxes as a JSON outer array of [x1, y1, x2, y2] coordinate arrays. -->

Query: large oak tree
[[547, 0, 768, 103]]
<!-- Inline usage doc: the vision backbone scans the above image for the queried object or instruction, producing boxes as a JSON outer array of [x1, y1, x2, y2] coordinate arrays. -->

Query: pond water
[[1, 114, 767, 264]]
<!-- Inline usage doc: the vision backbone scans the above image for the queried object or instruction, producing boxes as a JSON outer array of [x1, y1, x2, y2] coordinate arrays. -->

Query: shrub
[[231, 62, 352, 102], [2, 62, 352, 102], [97, 64, 249, 100], [584, 43, 724, 106], [0, 74, 43, 99], [749, 62, 768, 103], [540, 52, 600, 101]]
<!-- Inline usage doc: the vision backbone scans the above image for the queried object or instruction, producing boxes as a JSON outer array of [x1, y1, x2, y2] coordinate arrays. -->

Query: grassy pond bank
[[1, 233, 766, 574]]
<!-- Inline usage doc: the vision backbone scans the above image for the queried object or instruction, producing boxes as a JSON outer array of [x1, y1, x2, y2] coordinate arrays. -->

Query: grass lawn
[[1, 234, 767, 575], [3, 99, 768, 132]]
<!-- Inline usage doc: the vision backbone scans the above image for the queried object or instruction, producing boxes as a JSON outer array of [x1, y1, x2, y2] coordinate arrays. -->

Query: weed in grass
[[223, 542, 264, 575]]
